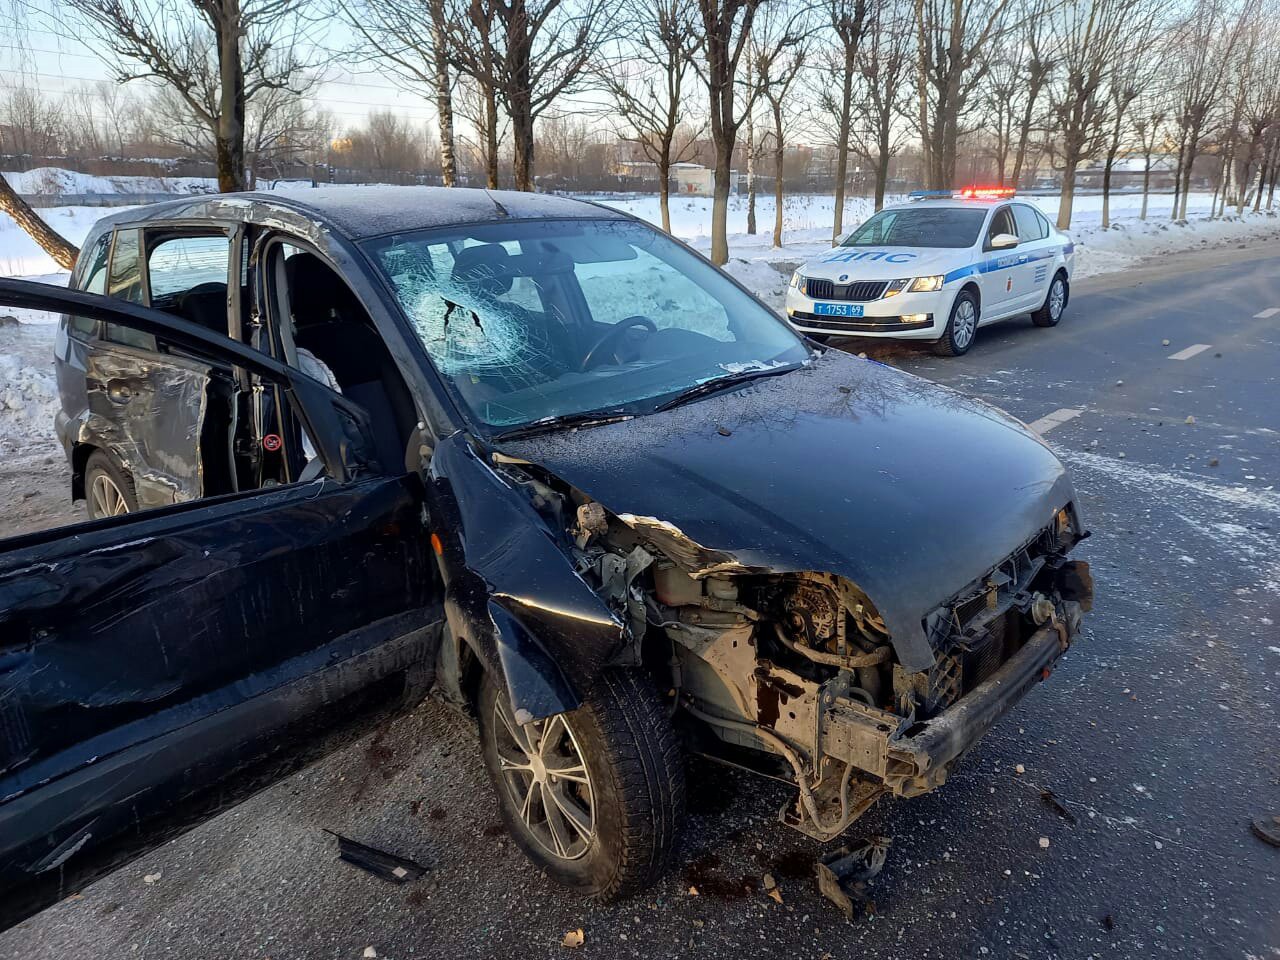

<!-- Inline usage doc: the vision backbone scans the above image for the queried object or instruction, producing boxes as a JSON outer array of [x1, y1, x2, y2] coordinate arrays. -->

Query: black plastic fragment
[[325, 830, 428, 884], [814, 835, 891, 919]]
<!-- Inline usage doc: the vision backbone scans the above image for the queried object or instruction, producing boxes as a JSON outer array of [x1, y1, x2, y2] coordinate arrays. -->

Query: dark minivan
[[0, 188, 1091, 931]]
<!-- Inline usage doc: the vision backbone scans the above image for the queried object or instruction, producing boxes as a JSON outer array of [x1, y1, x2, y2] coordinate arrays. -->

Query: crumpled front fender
[[428, 433, 626, 720]]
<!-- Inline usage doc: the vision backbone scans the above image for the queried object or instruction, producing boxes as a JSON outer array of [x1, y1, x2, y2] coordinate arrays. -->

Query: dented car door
[[0, 280, 441, 932]]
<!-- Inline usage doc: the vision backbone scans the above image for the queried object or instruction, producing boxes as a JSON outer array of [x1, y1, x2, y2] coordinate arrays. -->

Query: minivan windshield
[[844, 207, 987, 249], [365, 219, 809, 432]]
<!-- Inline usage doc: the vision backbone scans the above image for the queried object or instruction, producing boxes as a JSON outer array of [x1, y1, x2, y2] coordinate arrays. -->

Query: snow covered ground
[[3, 167, 216, 197]]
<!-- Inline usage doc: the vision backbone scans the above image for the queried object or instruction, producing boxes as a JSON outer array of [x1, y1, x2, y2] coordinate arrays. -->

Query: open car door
[[0, 280, 442, 932]]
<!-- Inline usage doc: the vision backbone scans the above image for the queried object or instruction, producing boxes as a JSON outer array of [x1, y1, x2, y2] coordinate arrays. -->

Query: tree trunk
[[430, 0, 457, 187], [658, 156, 672, 233], [512, 109, 534, 191], [710, 143, 732, 265], [1057, 157, 1077, 230], [1140, 153, 1151, 219], [215, 7, 247, 192], [1170, 134, 1185, 221], [746, 102, 757, 235], [874, 123, 890, 211], [832, 52, 854, 242], [483, 83, 500, 189], [1101, 154, 1113, 228], [0, 178, 79, 269], [772, 101, 784, 248], [1178, 127, 1199, 220]]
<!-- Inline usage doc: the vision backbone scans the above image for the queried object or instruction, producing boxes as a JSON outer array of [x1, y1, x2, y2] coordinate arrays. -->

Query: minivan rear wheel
[[84, 450, 138, 520], [478, 668, 685, 901]]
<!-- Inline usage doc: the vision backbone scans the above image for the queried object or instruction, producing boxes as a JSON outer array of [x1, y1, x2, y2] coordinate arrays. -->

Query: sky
[[0, 15, 435, 134]]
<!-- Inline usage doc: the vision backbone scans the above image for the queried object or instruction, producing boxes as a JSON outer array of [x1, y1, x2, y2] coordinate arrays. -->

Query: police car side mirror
[[990, 233, 1019, 250]]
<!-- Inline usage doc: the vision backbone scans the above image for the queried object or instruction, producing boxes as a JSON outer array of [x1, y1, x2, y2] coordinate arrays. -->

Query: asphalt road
[[4, 243, 1279, 960]]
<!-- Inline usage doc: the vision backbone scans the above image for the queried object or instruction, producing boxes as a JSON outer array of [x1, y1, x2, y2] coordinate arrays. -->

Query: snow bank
[[3, 167, 216, 196], [0, 351, 58, 445]]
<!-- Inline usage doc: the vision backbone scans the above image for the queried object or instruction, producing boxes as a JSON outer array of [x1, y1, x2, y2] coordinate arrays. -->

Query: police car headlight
[[789, 271, 802, 289], [882, 279, 910, 298], [909, 275, 945, 292]]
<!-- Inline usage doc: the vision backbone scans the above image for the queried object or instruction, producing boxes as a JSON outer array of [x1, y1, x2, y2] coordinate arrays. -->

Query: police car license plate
[[813, 302, 864, 318]]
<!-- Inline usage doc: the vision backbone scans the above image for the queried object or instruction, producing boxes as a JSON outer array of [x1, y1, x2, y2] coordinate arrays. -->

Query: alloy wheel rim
[[493, 700, 595, 861], [954, 300, 977, 348], [90, 474, 130, 517], [1049, 279, 1065, 319]]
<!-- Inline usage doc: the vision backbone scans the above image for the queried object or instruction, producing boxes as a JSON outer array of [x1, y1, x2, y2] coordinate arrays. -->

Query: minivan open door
[[0, 280, 442, 933]]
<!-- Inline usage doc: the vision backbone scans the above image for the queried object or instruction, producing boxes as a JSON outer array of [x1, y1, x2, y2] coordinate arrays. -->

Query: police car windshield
[[844, 207, 987, 249]]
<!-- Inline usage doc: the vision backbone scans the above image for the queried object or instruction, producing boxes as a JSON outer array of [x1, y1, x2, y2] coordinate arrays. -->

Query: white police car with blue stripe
[[785, 188, 1075, 356]]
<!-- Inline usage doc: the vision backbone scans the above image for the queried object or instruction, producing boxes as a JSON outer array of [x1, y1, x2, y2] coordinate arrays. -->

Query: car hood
[[803, 246, 969, 281], [495, 350, 1075, 672]]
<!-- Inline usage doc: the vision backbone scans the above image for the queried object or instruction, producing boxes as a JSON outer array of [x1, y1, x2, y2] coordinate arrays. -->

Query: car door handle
[[106, 379, 134, 404]]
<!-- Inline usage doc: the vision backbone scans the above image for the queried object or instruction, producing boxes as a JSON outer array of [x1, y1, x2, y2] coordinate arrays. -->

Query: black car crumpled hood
[[496, 349, 1076, 672]]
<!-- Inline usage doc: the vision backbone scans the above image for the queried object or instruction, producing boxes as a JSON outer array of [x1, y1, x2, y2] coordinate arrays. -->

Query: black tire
[[1032, 271, 1069, 327], [84, 450, 139, 520], [478, 668, 685, 901], [932, 289, 980, 356]]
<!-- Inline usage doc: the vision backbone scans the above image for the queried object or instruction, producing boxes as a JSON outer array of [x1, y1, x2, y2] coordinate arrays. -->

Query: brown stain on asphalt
[[681, 852, 759, 899]]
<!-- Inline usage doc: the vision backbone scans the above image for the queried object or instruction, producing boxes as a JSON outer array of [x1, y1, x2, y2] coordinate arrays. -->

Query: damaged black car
[[0, 188, 1092, 929]]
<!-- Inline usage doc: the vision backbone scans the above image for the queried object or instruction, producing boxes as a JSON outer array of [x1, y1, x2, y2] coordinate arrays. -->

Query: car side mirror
[[990, 233, 1019, 250]]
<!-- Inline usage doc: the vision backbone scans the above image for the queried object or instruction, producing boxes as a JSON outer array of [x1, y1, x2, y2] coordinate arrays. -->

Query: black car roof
[[90, 186, 630, 241]]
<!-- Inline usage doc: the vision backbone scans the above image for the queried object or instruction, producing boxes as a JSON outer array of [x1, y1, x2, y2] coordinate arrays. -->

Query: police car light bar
[[957, 186, 1016, 199], [907, 187, 1016, 201]]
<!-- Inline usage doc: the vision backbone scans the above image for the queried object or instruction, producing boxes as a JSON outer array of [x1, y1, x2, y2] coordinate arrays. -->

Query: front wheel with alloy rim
[[84, 450, 138, 520], [1032, 271, 1069, 327], [933, 289, 979, 356], [478, 668, 685, 901]]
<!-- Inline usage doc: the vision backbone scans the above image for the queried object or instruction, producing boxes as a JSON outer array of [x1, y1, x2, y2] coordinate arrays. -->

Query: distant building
[[672, 163, 738, 196], [1075, 155, 1178, 189]]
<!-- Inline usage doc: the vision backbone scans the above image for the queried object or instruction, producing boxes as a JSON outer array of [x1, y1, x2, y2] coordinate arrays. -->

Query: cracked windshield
[[366, 219, 808, 430]]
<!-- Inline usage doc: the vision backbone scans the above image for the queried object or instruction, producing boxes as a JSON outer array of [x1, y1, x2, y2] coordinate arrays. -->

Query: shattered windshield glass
[[365, 219, 808, 431]]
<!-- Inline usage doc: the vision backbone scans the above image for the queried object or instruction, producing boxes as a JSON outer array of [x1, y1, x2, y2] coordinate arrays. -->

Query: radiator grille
[[803, 278, 889, 302]]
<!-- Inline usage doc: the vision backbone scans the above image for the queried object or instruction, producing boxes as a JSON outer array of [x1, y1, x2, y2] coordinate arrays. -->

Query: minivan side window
[[104, 229, 155, 349], [68, 235, 110, 340], [148, 234, 231, 301]]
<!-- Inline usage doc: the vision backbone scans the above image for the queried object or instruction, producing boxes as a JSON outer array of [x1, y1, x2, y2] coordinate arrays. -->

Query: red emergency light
[[957, 186, 1016, 199]]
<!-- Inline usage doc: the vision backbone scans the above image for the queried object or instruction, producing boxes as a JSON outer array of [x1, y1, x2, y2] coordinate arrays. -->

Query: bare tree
[[1132, 100, 1169, 219], [598, 0, 702, 232], [752, 5, 809, 246], [454, 73, 506, 187], [1166, 0, 1253, 219], [1007, 0, 1053, 190], [447, 0, 608, 191], [1047, 0, 1143, 229], [337, 0, 457, 186], [0, 82, 65, 157], [1238, 27, 1280, 211], [57, 0, 319, 191], [816, 0, 870, 240], [695, 0, 799, 264], [851, 0, 912, 209], [913, 0, 1016, 189], [1099, 10, 1162, 227], [0, 23, 78, 268]]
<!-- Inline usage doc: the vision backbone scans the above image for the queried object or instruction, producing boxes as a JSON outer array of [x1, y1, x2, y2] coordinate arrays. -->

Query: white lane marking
[[1254, 307, 1280, 319], [1027, 407, 1083, 435], [1168, 343, 1212, 361]]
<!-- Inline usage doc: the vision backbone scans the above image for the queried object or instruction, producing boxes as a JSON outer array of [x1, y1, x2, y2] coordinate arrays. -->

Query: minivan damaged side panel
[[427, 433, 627, 720]]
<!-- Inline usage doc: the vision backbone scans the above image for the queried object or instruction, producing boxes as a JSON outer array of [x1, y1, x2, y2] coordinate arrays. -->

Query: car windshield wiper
[[493, 408, 634, 442], [653, 363, 801, 412]]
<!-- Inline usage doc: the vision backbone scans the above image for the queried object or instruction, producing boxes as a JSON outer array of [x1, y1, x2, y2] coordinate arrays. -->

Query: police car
[[785, 188, 1074, 355]]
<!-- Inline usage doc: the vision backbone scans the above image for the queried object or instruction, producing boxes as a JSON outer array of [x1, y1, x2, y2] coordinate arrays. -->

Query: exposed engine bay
[[492, 453, 1093, 842]]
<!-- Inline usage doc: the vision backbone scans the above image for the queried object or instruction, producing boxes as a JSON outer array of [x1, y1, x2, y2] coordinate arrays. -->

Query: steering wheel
[[580, 315, 658, 371]]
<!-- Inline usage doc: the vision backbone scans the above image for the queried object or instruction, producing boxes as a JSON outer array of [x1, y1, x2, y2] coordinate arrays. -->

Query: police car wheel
[[932, 290, 979, 357], [1033, 272, 1068, 328]]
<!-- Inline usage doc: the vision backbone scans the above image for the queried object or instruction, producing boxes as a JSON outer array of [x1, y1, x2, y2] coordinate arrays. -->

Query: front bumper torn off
[[820, 616, 1077, 798]]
